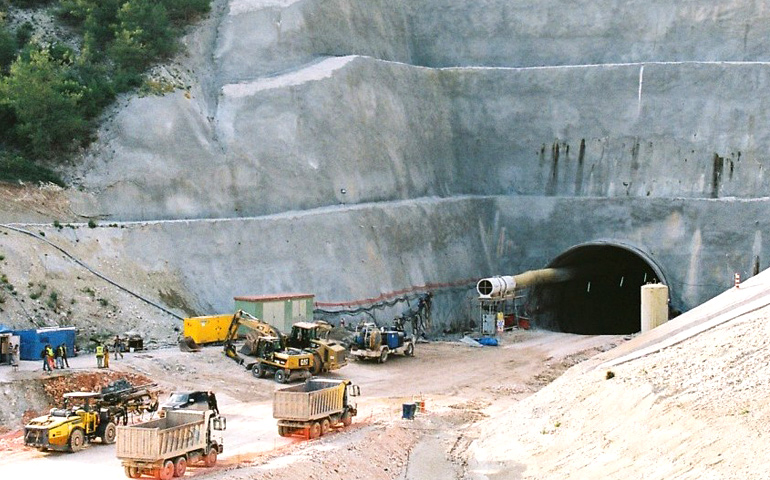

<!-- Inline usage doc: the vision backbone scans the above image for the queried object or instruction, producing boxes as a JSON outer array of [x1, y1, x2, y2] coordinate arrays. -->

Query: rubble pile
[[40, 371, 155, 408]]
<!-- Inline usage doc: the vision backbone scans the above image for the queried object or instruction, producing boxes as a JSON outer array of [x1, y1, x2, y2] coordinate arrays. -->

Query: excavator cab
[[255, 336, 282, 360]]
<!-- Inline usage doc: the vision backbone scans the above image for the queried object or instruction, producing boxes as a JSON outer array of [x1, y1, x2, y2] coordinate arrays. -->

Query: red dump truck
[[273, 378, 359, 439], [115, 409, 225, 479]]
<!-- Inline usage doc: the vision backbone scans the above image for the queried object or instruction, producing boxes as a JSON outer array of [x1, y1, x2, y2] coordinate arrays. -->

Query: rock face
[[23, 0, 770, 330]]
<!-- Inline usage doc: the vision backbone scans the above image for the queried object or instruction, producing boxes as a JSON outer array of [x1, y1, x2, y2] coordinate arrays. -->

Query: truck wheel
[[69, 428, 85, 452], [320, 418, 331, 436], [204, 447, 218, 467], [124, 466, 141, 478], [378, 348, 389, 364], [274, 369, 288, 383], [102, 422, 117, 444], [173, 456, 187, 477], [341, 410, 353, 427], [309, 421, 321, 439], [252, 362, 265, 378], [405, 342, 414, 357], [155, 460, 174, 480], [278, 425, 289, 437]]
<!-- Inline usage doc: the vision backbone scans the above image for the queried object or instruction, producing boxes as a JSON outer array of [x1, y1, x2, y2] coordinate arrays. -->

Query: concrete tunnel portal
[[526, 242, 669, 335], [527, 242, 666, 335]]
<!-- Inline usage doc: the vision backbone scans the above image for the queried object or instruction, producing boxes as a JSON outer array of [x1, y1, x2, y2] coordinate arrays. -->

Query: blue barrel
[[402, 403, 417, 419]]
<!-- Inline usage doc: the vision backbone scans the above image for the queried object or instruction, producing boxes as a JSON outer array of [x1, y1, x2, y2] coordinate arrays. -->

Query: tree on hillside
[[0, 48, 89, 159], [0, 23, 16, 73]]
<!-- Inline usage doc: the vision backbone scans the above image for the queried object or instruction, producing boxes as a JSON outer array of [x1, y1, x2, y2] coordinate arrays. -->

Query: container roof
[[234, 293, 314, 302]]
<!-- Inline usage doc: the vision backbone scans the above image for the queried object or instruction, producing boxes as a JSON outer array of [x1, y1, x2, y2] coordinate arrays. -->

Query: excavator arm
[[223, 310, 285, 364]]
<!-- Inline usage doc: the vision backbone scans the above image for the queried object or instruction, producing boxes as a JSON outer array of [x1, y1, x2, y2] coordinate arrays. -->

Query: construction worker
[[95, 343, 104, 368], [11, 344, 19, 372], [54, 344, 63, 369], [59, 343, 70, 368], [41, 346, 51, 372], [207, 391, 219, 416], [113, 335, 124, 360], [103, 345, 110, 368], [45, 344, 55, 371]]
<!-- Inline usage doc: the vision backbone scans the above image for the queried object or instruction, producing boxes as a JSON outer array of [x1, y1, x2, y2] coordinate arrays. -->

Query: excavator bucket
[[178, 336, 202, 352]]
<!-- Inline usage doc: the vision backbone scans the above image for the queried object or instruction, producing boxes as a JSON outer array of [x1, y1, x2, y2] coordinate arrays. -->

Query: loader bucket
[[178, 336, 202, 352]]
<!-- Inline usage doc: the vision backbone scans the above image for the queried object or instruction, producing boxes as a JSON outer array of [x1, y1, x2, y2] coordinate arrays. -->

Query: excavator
[[223, 310, 347, 382], [223, 310, 313, 383]]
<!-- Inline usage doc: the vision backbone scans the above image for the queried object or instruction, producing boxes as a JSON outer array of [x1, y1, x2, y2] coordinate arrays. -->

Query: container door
[[262, 301, 284, 331]]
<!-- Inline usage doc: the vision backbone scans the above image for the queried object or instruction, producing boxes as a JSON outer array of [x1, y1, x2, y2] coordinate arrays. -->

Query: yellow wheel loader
[[286, 321, 347, 374]]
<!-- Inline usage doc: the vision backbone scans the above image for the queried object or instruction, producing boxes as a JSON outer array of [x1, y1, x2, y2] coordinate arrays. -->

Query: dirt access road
[[0, 330, 625, 479]]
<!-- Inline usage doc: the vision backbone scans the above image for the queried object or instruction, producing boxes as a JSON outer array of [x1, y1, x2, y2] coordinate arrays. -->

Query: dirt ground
[[0, 329, 625, 479]]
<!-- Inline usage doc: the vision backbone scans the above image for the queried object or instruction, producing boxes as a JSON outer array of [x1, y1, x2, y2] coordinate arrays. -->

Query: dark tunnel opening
[[528, 244, 666, 335]]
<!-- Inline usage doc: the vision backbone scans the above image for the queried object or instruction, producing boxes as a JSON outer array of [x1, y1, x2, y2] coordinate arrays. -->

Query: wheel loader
[[286, 321, 347, 374], [223, 310, 346, 381]]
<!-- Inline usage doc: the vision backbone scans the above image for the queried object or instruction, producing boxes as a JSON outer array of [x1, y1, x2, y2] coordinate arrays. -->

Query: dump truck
[[116, 409, 226, 479], [350, 319, 415, 363], [273, 379, 359, 439]]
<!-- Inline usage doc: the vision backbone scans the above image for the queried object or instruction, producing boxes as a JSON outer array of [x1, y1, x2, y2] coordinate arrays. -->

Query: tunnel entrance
[[528, 242, 666, 335]]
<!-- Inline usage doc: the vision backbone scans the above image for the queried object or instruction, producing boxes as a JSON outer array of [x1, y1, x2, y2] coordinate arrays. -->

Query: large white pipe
[[477, 267, 578, 298]]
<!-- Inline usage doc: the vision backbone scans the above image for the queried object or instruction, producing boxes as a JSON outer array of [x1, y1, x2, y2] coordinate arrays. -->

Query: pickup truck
[[116, 409, 225, 479], [273, 378, 359, 439]]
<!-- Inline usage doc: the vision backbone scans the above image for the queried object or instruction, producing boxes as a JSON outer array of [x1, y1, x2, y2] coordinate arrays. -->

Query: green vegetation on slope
[[0, 0, 211, 184]]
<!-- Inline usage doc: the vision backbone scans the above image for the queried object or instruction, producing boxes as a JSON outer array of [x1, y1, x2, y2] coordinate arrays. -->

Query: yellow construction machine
[[24, 380, 159, 452], [25, 392, 117, 452], [223, 310, 346, 381], [223, 310, 314, 383], [285, 321, 347, 374]]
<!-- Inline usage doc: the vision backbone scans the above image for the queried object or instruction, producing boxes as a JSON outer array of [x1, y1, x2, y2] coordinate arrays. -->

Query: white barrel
[[640, 284, 669, 332]]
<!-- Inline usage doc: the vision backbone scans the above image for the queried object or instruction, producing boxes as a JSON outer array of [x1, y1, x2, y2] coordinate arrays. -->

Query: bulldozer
[[24, 380, 159, 453], [223, 310, 314, 383]]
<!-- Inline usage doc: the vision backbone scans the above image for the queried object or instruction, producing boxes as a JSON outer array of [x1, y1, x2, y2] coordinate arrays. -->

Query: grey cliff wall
[[38, 0, 770, 329]]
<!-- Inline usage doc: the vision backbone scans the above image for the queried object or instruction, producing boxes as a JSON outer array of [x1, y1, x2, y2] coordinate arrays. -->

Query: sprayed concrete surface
[[9, 0, 754, 329]]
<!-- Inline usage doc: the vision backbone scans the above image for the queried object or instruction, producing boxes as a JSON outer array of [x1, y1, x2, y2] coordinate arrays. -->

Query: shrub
[[0, 153, 64, 185]]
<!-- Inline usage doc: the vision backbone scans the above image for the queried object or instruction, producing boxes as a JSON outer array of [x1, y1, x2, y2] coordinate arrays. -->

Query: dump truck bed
[[273, 379, 347, 421], [115, 410, 208, 461]]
